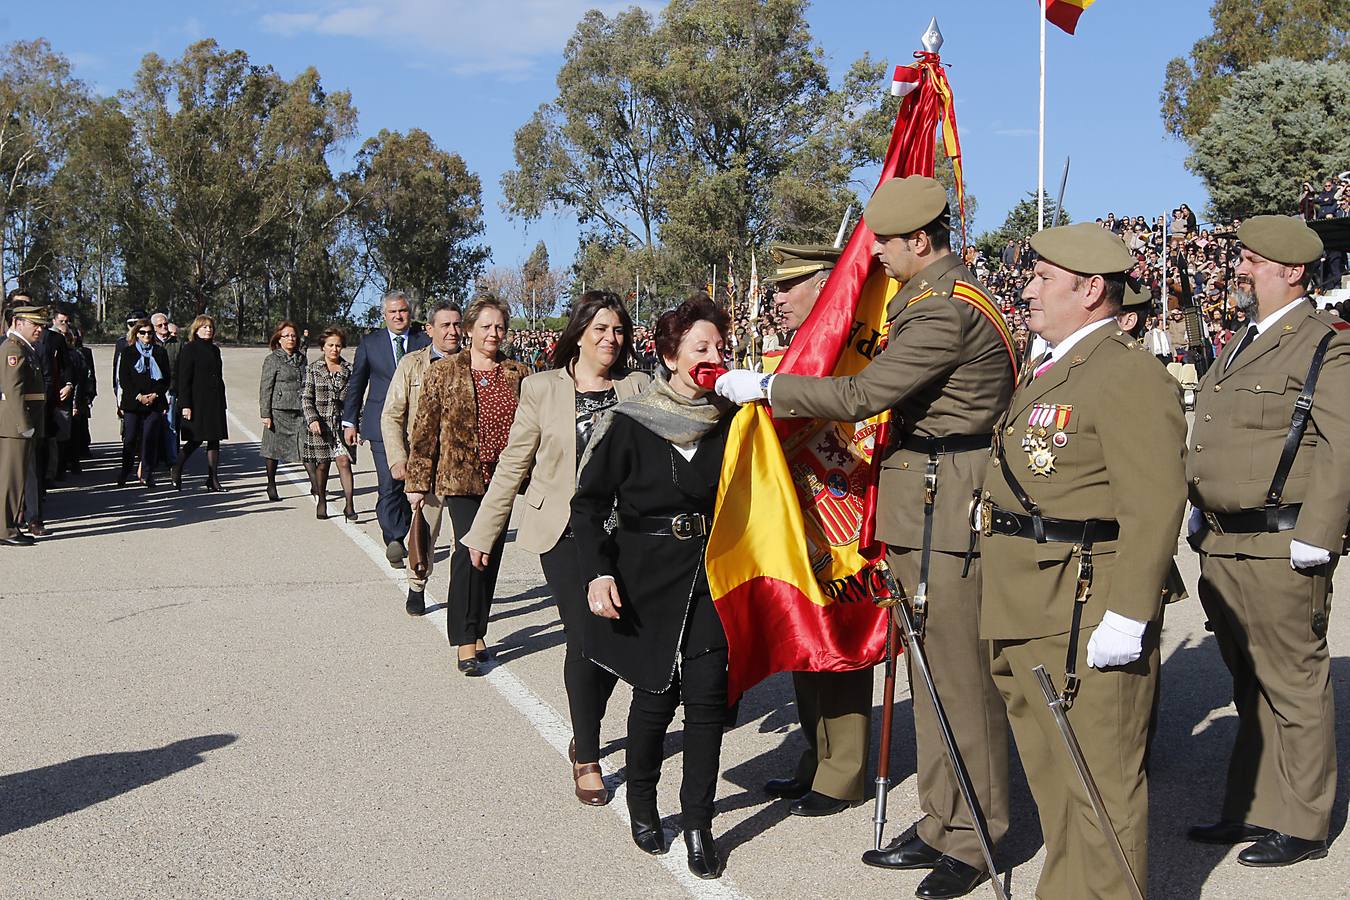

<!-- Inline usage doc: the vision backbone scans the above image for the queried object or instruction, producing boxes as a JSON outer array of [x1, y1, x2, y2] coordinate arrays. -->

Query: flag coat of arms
[[707, 52, 977, 700]]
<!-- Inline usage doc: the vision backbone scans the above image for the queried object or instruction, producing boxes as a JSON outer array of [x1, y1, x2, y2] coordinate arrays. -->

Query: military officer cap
[[9, 305, 47, 323], [863, 175, 950, 237], [765, 243, 842, 285], [1029, 222, 1135, 275], [1237, 214, 1324, 265]]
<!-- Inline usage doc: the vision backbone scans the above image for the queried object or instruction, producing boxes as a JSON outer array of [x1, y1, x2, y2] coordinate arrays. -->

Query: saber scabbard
[[1033, 665, 1145, 900]]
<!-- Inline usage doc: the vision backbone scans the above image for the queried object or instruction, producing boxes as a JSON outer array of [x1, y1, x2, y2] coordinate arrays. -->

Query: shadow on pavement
[[0, 734, 238, 836]]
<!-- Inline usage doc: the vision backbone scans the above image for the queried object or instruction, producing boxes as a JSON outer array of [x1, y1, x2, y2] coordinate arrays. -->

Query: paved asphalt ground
[[2, 345, 1347, 899]]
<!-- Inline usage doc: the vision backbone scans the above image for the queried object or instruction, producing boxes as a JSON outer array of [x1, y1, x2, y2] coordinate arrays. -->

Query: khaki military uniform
[[0, 333, 44, 540], [1187, 300, 1350, 842], [382, 346, 448, 592], [980, 322, 1186, 899], [773, 252, 1014, 868]]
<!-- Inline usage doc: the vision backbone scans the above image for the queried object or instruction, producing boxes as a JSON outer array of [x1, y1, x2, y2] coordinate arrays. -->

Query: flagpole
[[1038, 0, 1047, 231]]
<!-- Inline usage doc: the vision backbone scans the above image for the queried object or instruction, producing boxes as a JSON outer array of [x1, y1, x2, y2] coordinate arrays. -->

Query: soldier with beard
[[1186, 215, 1350, 867]]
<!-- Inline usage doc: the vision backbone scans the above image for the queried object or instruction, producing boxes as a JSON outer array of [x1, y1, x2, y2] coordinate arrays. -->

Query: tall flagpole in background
[[1038, 0, 1047, 231]]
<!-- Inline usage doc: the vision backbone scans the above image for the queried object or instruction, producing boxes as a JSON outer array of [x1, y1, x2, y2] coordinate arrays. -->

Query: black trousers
[[445, 495, 505, 645], [626, 646, 728, 830], [540, 534, 619, 763], [123, 409, 162, 476]]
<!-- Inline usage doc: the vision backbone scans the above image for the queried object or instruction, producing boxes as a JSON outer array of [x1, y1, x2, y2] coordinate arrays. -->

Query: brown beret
[[863, 175, 950, 237], [764, 243, 841, 285], [1237, 215, 1323, 265], [1029, 222, 1135, 275]]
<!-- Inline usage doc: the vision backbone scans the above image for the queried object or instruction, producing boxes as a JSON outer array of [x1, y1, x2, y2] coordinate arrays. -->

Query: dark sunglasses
[[137, 329, 152, 335]]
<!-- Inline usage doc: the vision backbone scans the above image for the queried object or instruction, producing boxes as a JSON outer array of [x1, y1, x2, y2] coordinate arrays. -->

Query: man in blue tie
[[343, 291, 431, 567]]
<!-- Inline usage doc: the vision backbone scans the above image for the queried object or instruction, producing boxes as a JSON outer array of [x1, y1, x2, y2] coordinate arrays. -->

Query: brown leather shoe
[[573, 762, 609, 806]]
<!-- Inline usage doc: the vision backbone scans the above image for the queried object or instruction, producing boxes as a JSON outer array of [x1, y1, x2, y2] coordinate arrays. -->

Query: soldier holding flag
[[718, 175, 1014, 900]]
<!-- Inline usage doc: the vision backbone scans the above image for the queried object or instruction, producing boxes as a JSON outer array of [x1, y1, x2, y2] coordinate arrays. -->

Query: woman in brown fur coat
[[405, 296, 529, 675]]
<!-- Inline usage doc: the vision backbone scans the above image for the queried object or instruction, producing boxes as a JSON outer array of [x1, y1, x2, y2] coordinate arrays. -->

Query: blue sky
[[5, 1, 1213, 271]]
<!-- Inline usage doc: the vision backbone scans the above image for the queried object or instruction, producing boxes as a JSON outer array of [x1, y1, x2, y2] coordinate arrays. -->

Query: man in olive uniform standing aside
[[719, 176, 1015, 900], [752, 242, 878, 821], [1186, 216, 1350, 867], [978, 224, 1186, 899], [1, 306, 48, 546]]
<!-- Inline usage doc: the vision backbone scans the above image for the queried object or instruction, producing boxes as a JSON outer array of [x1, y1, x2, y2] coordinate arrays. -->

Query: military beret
[[10, 305, 47, 323], [863, 175, 950, 237], [1119, 277, 1151, 312], [764, 243, 841, 285], [1029, 222, 1135, 275], [1237, 215, 1323, 265]]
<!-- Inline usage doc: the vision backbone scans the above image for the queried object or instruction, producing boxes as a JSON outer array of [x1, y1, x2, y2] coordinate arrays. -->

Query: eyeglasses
[[137, 329, 152, 335]]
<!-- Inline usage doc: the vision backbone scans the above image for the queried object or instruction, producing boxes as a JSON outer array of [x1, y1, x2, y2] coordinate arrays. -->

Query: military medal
[[1025, 404, 1073, 477]]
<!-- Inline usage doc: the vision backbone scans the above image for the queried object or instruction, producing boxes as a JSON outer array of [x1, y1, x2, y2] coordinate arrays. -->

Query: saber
[[879, 566, 1007, 900], [1033, 665, 1145, 900], [871, 613, 900, 850]]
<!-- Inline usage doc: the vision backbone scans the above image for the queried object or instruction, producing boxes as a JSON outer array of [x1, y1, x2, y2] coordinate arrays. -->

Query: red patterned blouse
[[473, 364, 517, 486]]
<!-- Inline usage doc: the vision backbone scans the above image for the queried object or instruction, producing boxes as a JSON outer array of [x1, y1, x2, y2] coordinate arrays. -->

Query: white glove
[[715, 370, 769, 404], [1086, 610, 1147, 669], [1290, 539, 1332, 570], [1187, 507, 1205, 537]]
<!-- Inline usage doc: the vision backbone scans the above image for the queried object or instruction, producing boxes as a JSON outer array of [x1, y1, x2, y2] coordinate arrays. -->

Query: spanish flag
[[708, 52, 965, 702], [1040, 0, 1095, 35]]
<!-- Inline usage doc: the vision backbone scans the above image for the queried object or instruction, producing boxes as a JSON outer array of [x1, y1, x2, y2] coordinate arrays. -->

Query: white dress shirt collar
[[1251, 296, 1308, 335], [1043, 316, 1117, 365]]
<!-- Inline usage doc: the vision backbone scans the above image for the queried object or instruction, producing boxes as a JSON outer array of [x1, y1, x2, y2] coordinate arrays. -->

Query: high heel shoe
[[316, 497, 328, 520], [266, 484, 281, 502], [629, 804, 667, 855], [683, 828, 722, 879], [343, 505, 357, 522], [573, 762, 609, 807]]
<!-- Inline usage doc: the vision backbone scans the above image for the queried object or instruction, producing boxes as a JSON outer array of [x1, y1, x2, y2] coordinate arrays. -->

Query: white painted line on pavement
[[228, 412, 749, 900]]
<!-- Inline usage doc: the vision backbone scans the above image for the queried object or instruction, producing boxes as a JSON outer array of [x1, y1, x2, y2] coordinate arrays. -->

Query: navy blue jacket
[[342, 327, 430, 442]]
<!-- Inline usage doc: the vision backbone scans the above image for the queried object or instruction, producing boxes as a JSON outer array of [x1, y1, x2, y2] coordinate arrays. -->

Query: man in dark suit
[[343, 290, 430, 567]]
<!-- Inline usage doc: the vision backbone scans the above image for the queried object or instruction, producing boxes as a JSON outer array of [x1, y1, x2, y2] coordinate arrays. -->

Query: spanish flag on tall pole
[[706, 23, 969, 702], [1036, 0, 1096, 229]]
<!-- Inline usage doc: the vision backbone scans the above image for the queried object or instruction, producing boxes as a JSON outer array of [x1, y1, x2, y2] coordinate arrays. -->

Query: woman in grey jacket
[[259, 321, 307, 501]]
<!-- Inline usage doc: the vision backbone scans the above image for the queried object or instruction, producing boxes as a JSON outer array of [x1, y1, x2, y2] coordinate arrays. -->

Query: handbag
[[407, 505, 432, 579]]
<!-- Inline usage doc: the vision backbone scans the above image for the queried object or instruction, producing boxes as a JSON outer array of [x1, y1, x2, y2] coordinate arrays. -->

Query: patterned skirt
[[261, 408, 303, 462]]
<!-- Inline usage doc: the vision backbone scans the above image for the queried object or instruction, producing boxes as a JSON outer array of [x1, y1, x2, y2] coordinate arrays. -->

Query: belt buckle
[[1203, 511, 1222, 535], [671, 513, 702, 541]]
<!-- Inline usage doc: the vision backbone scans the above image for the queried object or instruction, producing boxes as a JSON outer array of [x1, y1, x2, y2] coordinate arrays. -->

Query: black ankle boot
[[683, 828, 722, 879], [629, 804, 667, 855]]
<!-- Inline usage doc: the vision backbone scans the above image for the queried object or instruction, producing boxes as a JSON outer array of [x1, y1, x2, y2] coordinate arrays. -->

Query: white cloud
[[260, 0, 660, 76]]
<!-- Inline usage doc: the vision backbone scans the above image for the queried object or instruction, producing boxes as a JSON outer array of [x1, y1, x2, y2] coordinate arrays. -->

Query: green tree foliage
[[1160, 0, 1349, 141], [503, 0, 895, 297], [343, 128, 489, 307], [1188, 58, 1350, 219], [975, 192, 1068, 262], [0, 38, 89, 295]]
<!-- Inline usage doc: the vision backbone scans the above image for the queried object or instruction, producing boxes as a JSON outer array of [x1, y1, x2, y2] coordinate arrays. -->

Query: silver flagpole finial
[[922, 17, 944, 54]]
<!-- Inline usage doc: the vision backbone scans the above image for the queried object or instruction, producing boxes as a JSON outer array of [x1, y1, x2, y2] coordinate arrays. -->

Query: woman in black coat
[[117, 318, 171, 487], [173, 314, 229, 491], [571, 296, 735, 880]]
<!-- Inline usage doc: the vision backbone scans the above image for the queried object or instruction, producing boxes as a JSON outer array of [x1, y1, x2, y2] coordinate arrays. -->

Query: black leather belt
[[619, 513, 711, 541], [986, 506, 1119, 543], [899, 433, 993, 455], [1202, 504, 1300, 535]]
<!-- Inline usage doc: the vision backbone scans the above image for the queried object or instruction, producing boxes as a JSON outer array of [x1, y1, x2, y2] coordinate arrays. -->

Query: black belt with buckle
[[619, 513, 711, 541], [899, 433, 993, 455], [1202, 504, 1300, 535], [986, 506, 1119, 543]]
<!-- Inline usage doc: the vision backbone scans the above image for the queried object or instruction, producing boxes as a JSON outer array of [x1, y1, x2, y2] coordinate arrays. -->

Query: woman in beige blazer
[[463, 292, 648, 806]]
